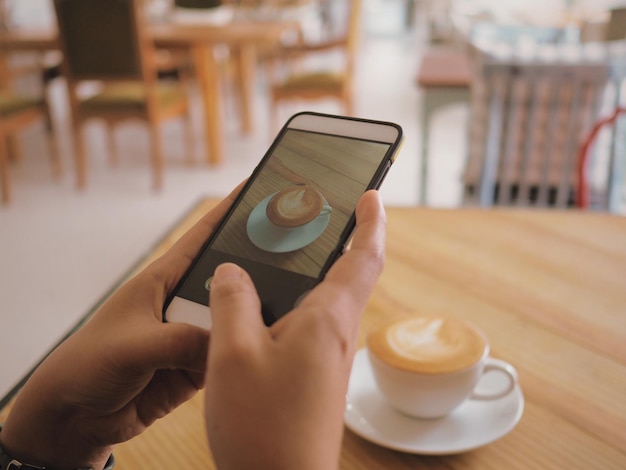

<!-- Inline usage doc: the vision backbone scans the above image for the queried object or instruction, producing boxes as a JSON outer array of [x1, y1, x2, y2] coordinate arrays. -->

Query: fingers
[[299, 190, 386, 326], [209, 263, 265, 355], [125, 322, 210, 374], [327, 190, 386, 296]]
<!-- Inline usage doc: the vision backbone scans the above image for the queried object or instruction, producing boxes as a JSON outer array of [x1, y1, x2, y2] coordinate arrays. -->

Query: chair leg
[[0, 136, 10, 204], [269, 94, 281, 137], [344, 91, 354, 117], [45, 118, 62, 179], [184, 111, 195, 166], [149, 125, 164, 191], [6, 134, 20, 163], [42, 100, 61, 178], [420, 93, 432, 206], [344, 96, 354, 116], [106, 123, 118, 166], [73, 120, 87, 189]]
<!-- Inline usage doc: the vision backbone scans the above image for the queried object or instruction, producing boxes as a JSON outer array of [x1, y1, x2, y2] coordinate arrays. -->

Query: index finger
[[299, 190, 386, 326]]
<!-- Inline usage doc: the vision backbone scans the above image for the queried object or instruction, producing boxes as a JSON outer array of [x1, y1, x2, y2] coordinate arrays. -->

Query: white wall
[[10, 0, 53, 27]]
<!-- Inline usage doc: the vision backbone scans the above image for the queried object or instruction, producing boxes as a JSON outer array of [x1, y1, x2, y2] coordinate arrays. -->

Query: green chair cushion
[[81, 83, 186, 112], [0, 92, 44, 117], [281, 72, 345, 91]]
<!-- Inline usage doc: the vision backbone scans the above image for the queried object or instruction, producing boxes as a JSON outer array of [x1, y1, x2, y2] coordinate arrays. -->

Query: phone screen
[[168, 123, 396, 325]]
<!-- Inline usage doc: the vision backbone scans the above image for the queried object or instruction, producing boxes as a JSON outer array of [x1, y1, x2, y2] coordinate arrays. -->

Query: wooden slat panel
[[464, 52, 616, 209]]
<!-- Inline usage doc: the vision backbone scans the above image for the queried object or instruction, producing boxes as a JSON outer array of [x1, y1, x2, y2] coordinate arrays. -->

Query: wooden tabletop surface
[[0, 18, 297, 49], [2, 200, 625, 468]]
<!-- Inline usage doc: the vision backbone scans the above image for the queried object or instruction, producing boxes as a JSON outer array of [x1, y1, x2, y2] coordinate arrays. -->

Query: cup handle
[[470, 357, 518, 401], [319, 203, 332, 216]]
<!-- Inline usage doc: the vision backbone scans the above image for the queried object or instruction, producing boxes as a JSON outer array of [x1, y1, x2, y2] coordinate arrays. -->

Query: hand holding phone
[[164, 112, 403, 328]]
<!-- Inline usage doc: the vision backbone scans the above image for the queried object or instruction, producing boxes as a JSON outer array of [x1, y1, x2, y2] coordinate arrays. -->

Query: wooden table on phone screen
[[2, 200, 625, 469]]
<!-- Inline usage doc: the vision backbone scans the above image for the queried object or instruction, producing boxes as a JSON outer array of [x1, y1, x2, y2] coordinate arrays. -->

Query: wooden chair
[[267, 0, 362, 130], [417, 23, 571, 205], [53, 0, 193, 190], [0, 61, 60, 204], [462, 49, 623, 211]]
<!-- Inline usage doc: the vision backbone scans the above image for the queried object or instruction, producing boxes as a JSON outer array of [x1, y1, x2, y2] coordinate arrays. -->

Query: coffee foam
[[367, 316, 487, 374], [266, 186, 323, 228]]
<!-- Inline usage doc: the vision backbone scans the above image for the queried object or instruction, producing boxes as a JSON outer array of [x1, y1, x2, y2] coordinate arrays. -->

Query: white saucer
[[344, 349, 524, 455], [246, 193, 331, 253]]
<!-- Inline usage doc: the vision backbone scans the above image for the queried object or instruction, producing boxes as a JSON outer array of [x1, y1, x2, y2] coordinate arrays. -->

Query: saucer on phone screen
[[344, 349, 524, 455], [247, 193, 331, 253]]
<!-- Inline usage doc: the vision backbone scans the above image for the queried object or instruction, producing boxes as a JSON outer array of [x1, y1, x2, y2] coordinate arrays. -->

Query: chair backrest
[[607, 8, 626, 41], [314, 0, 362, 81], [276, 0, 361, 82], [53, 0, 152, 82], [462, 47, 623, 210], [174, 0, 222, 8]]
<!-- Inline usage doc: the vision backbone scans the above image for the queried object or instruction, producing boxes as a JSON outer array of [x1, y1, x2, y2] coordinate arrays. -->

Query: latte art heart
[[367, 315, 487, 374], [266, 186, 325, 228], [388, 318, 466, 362]]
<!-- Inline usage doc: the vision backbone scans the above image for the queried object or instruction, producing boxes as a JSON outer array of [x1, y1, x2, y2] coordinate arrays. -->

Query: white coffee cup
[[366, 314, 518, 419]]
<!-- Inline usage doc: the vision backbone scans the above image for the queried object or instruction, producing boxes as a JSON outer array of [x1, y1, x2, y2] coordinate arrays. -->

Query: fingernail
[[214, 263, 243, 281]]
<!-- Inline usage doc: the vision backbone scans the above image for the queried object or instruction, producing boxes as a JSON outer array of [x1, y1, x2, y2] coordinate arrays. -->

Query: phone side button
[[372, 161, 391, 189]]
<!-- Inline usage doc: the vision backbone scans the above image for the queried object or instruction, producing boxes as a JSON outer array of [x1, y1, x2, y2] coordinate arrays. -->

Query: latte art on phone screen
[[367, 316, 487, 374], [266, 186, 325, 228]]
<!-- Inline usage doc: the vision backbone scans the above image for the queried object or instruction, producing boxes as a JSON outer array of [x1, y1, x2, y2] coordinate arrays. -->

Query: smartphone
[[163, 112, 403, 329]]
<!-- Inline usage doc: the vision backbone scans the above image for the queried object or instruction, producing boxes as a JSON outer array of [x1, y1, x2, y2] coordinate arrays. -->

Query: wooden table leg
[[232, 43, 257, 135], [192, 44, 223, 165], [0, 123, 11, 204]]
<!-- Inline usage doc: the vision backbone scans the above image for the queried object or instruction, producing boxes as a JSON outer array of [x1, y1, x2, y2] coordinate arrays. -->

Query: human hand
[[205, 190, 386, 470], [0, 185, 244, 470]]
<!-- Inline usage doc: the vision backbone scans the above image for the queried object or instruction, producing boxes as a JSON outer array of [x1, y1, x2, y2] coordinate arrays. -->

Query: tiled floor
[[0, 1, 469, 399]]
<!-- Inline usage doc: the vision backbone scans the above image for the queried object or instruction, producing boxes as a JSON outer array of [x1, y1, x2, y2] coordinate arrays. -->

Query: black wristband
[[0, 425, 114, 470]]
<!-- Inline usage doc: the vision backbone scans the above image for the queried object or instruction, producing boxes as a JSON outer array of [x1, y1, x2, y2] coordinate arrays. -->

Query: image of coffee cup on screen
[[246, 185, 333, 253], [266, 186, 332, 228]]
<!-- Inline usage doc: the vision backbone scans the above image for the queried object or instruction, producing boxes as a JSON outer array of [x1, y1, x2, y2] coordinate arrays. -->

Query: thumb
[[209, 263, 264, 353], [125, 322, 209, 374]]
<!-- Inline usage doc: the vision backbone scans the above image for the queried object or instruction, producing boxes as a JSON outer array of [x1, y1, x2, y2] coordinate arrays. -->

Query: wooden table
[[2, 201, 626, 468], [150, 20, 298, 164], [0, 18, 297, 165]]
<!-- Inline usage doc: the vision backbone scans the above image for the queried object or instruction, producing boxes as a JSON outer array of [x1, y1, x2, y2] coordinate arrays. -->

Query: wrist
[[0, 419, 113, 470], [0, 398, 113, 470], [0, 424, 114, 470], [0, 363, 115, 469]]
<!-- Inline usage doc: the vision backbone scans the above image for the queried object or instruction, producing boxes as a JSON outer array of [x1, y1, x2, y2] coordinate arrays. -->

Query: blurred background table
[[0, 15, 299, 165], [3, 198, 625, 468], [150, 17, 300, 164]]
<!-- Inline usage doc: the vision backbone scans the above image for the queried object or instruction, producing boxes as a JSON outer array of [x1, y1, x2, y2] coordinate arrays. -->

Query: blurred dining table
[[444, 0, 617, 57], [450, 0, 610, 33], [2, 199, 625, 468], [0, 16, 299, 165]]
